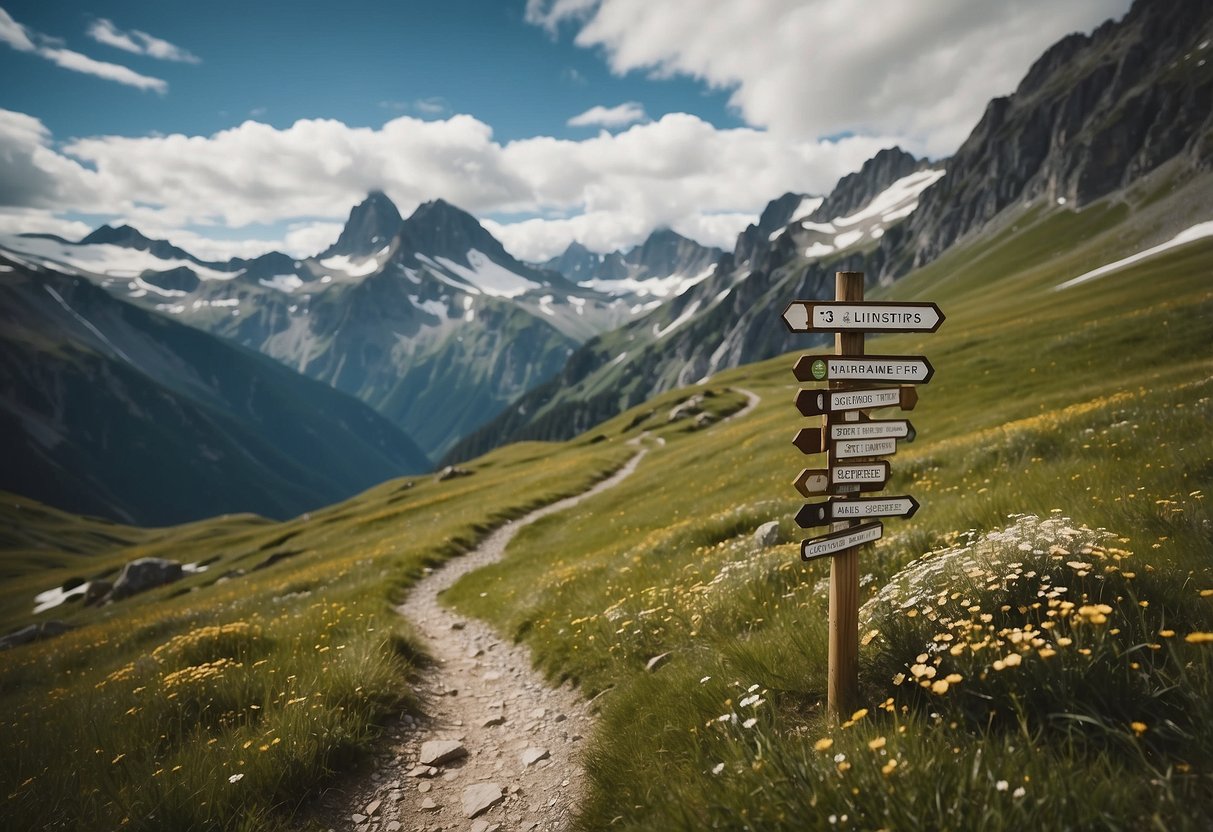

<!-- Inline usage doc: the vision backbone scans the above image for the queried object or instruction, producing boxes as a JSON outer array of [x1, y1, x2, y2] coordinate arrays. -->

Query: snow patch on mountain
[[259, 274, 305, 292], [0, 235, 236, 281]]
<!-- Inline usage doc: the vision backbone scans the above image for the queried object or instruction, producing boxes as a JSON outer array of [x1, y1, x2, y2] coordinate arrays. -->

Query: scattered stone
[[421, 797, 439, 811], [418, 740, 467, 767], [365, 798, 382, 817], [389, 790, 402, 802], [450, 620, 466, 630], [406, 765, 438, 778], [108, 557, 183, 601], [483, 671, 502, 681], [462, 783, 504, 818], [554, 713, 567, 723], [82, 579, 112, 606], [529, 707, 546, 719], [482, 714, 505, 727], [470, 822, 490, 832], [386, 823, 402, 832], [435, 465, 473, 482], [351, 814, 367, 824], [645, 651, 672, 672], [521, 747, 550, 767], [753, 520, 781, 548], [418, 782, 431, 793]]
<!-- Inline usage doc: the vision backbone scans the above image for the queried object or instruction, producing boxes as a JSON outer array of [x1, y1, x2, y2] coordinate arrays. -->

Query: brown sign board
[[796, 495, 921, 528], [800, 521, 883, 562], [796, 386, 918, 416]]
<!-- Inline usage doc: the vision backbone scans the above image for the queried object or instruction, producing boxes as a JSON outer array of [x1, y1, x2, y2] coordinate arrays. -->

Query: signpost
[[801, 522, 883, 561], [785, 271, 942, 720], [783, 301, 945, 333], [792, 354, 934, 384], [795, 495, 921, 528], [795, 385, 917, 417]]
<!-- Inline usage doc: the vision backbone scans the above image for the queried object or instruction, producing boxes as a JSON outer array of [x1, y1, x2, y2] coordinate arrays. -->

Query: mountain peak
[[319, 191, 405, 259], [811, 146, 929, 222], [81, 224, 153, 247]]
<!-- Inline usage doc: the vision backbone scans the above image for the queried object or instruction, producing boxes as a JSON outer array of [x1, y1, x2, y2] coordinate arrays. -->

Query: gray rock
[[109, 557, 183, 601], [351, 813, 367, 824], [520, 747, 550, 767], [364, 798, 381, 817], [386, 822, 402, 832], [462, 783, 504, 818], [436, 465, 473, 482], [470, 822, 490, 832], [418, 740, 467, 766], [421, 797, 438, 810], [82, 579, 111, 606], [0, 620, 74, 651], [753, 520, 780, 548]]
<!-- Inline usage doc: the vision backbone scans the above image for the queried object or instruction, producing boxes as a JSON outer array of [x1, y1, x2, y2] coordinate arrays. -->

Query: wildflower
[[1013, 787, 1026, 798], [711, 763, 724, 775], [742, 718, 757, 729], [995, 780, 1009, 791], [868, 737, 887, 750], [228, 773, 244, 784], [931, 679, 950, 695], [1130, 722, 1147, 736], [814, 738, 834, 752], [881, 759, 898, 775], [700, 676, 711, 684], [850, 708, 869, 721], [1185, 632, 1213, 644]]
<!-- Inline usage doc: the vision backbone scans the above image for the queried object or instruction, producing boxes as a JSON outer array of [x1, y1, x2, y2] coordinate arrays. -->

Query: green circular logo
[[811, 359, 827, 380]]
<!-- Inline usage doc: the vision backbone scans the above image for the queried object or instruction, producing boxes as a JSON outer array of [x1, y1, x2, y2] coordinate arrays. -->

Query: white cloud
[[0, 208, 90, 240], [0, 7, 35, 51], [87, 18, 200, 63], [39, 47, 168, 92], [567, 101, 647, 128], [526, 0, 1132, 157], [1, 107, 897, 262], [0, 8, 168, 92]]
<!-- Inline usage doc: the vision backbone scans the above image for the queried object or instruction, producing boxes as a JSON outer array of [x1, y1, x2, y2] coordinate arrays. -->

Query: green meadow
[[2, 181, 1212, 830]]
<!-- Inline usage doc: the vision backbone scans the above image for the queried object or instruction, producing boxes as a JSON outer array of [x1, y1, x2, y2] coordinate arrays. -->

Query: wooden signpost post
[[784, 272, 942, 719]]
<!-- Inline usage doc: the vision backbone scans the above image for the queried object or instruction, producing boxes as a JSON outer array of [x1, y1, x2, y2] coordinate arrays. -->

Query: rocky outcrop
[[317, 190, 404, 259], [810, 147, 931, 224], [902, 0, 1213, 268], [0, 620, 73, 650]]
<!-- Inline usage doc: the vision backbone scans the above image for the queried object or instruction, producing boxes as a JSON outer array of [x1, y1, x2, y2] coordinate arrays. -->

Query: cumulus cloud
[[1, 107, 898, 261], [87, 18, 200, 63], [525, 0, 1131, 157], [567, 101, 647, 128], [0, 7, 168, 92]]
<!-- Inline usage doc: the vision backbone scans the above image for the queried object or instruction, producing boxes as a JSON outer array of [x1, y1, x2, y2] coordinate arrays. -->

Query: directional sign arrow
[[793, 469, 831, 497], [796, 386, 918, 417], [801, 521, 883, 562], [798, 495, 920, 527], [829, 418, 915, 442], [793, 354, 935, 384], [830, 460, 890, 486], [783, 301, 945, 333], [833, 437, 897, 459], [792, 427, 825, 454]]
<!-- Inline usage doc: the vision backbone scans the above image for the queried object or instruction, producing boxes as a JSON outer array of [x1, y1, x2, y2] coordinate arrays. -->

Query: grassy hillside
[[1, 186, 1211, 830]]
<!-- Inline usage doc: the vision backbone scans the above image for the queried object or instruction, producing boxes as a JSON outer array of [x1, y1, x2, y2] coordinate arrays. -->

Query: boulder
[[82, 579, 112, 607], [109, 557, 183, 601], [753, 521, 781, 548], [436, 465, 473, 482]]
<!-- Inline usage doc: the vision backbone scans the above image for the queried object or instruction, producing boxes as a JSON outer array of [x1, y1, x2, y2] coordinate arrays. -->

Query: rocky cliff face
[[318, 190, 404, 258], [902, 0, 1213, 268]]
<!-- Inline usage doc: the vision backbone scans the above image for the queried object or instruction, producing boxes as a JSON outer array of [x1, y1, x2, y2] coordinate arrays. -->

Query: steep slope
[[0, 253, 431, 526], [447, 0, 1213, 462], [900, 0, 1213, 268]]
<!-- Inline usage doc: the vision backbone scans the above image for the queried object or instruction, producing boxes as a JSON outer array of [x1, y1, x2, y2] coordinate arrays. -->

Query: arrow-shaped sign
[[794, 461, 890, 496], [793, 427, 825, 454], [829, 418, 915, 442], [833, 437, 897, 459], [783, 301, 945, 333], [795, 386, 918, 417], [793, 354, 935, 384], [796, 495, 921, 528], [801, 521, 883, 562]]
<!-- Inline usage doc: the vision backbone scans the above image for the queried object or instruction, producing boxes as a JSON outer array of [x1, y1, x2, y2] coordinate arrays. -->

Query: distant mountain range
[[0, 253, 430, 525], [1, 0, 1207, 523]]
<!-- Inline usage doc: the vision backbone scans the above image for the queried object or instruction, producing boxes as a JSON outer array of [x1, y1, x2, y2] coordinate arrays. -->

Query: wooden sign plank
[[793, 354, 935, 384], [783, 301, 944, 333], [832, 436, 897, 459], [829, 418, 915, 442], [792, 427, 825, 454], [795, 386, 917, 416], [796, 495, 920, 528], [801, 521, 883, 562], [792, 466, 889, 496]]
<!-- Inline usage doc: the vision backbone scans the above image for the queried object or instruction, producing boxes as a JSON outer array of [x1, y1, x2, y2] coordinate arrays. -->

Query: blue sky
[[0, 0, 1132, 261]]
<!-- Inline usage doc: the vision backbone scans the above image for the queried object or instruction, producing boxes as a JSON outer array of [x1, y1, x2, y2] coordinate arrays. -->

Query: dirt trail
[[313, 387, 760, 832], [314, 447, 647, 832]]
